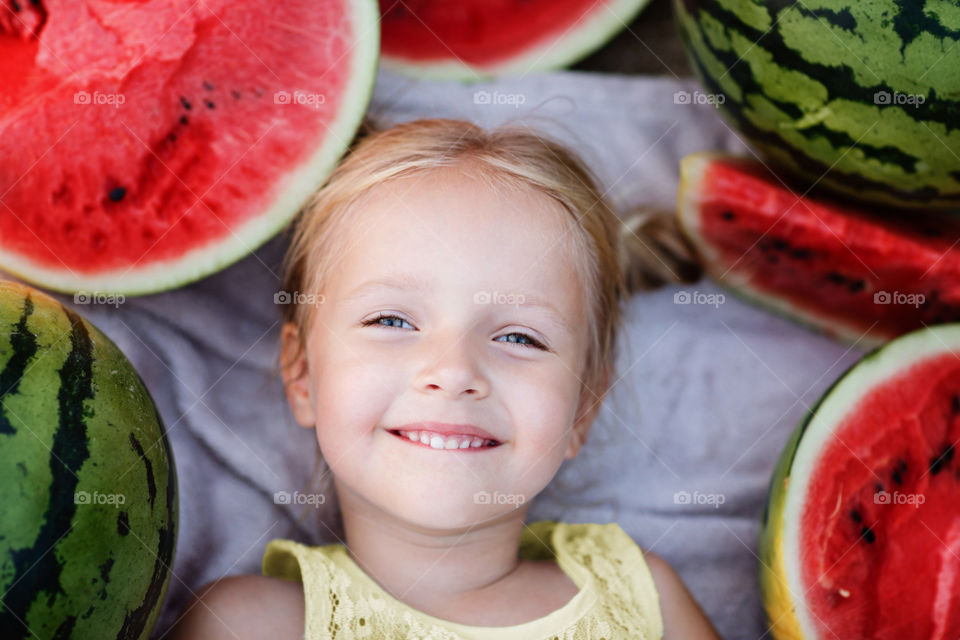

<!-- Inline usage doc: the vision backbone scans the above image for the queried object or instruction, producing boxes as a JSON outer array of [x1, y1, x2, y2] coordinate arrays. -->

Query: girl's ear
[[280, 322, 316, 429], [564, 364, 613, 460]]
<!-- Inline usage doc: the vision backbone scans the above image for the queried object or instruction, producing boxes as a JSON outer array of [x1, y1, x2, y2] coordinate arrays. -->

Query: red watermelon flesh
[[677, 153, 960, 347], [799, 352, 960, 638], [0, 0, 378, 294], [379, 0, 652, 78]]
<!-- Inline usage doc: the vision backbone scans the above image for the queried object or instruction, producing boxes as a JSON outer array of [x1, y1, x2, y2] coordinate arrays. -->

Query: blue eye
[[362, 313, 413, 330], [361, 314, 548, 351], [495, 332, 547, 350]]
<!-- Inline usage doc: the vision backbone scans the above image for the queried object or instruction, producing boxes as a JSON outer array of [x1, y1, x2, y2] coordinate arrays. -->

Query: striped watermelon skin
[[674, 0, 960, 210], [0, 281, 177, 640]]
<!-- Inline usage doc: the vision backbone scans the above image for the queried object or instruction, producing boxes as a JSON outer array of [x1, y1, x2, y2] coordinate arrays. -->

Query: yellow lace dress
[[261, 520, 663, 639]]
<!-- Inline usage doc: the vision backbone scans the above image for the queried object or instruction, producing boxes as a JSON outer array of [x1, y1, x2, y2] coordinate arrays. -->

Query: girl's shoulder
[[166, 574, 305, 640]]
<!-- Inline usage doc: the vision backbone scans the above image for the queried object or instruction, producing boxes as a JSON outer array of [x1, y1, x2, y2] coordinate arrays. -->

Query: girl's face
[[282, 166, 601, 531]]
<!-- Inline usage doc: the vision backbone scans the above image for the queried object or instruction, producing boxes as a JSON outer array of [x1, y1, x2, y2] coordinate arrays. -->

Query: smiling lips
[[388, 422, 502, 450]]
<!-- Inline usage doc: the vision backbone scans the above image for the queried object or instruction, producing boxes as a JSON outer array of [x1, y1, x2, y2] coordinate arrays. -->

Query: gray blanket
[[16, 69, 869, 639]]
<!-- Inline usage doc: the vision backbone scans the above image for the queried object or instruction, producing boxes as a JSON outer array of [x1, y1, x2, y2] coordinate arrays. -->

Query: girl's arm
[[643, 550, 724, 640], [165, 574, 305, 640]]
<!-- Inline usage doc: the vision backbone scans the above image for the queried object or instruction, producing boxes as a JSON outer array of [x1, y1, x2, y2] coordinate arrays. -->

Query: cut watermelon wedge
[[379, 0, 652, 80], [677, 152, 960, 348], [0, 0, 379, 295], [759, 324, 960, 639]]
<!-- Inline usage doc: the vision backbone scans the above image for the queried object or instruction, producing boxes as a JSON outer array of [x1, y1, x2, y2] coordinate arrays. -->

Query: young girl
[[169, 117, 720, 639]]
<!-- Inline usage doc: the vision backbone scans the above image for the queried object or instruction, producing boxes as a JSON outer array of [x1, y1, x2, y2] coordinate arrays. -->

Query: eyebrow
[[341, 274, 573, 336]]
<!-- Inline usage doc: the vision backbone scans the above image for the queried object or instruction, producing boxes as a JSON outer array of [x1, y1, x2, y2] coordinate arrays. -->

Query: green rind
[[0, 280, 177, 640], [380, 0, 654, 81], [674, 0, 960, 210], [0, 0, 381, 296]]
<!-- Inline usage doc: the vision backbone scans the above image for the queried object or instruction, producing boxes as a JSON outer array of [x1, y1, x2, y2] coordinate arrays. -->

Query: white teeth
[[396, 430, 494, 450]]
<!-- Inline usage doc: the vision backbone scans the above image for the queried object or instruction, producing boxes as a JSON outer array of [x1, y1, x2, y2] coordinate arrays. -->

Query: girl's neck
[[335, 479, 532, 612]]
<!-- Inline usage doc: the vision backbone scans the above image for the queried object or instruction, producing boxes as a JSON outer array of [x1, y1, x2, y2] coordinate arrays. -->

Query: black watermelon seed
[[772, 238, 788, 251], [861, 526, 875, 544], [892, 468, 903, 485], [827, 271, 846, 284], [875, 482, 884, 493], [203, 80, 214, 91], [951, 394, 959, 414], [180, 96, 192, 110], [791, 248, 813, 259], [108, 187, 126, 202], [848, 279, 866, 293], [721, 211, 735, 221], [205, 100, 215, 109], [180, 115, 188, 125], [849, 508, 862, 523], [168, 133, 177, 142], [12, 0, 21, 11], [231, 89, 242, 99], [930, 444, 954, 475]]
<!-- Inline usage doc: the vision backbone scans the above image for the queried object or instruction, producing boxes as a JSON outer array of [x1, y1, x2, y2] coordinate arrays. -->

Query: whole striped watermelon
[[0, 281, 177, 639], [673, 0, 960, 211]]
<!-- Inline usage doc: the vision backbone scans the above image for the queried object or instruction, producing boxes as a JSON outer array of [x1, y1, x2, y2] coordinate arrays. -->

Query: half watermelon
[[759, 324, 960, 639], [677, 152, 960, 348], [0, 0, 379, 295], [379, 0, 653, 80]]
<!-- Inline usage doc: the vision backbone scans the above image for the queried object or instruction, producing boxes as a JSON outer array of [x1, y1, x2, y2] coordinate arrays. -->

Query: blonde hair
[[274, 116, 700, 533]]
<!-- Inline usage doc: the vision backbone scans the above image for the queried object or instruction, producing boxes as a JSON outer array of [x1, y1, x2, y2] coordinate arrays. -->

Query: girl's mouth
[[388, 429, 501, 450]]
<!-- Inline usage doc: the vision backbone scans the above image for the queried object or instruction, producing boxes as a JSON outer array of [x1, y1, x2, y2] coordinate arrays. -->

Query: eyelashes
[[360, 313, 549, 351]]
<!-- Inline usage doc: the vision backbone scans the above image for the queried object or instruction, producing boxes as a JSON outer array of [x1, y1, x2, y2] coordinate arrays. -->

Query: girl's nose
[[415, 332, 490, 398]]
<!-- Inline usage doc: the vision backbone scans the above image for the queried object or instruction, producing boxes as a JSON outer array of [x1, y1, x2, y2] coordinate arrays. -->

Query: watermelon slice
[[759, 324, 960, 639], [0, 0, 379, 295], [677, 152, 960, 348], [379, 0, 653, 80]]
